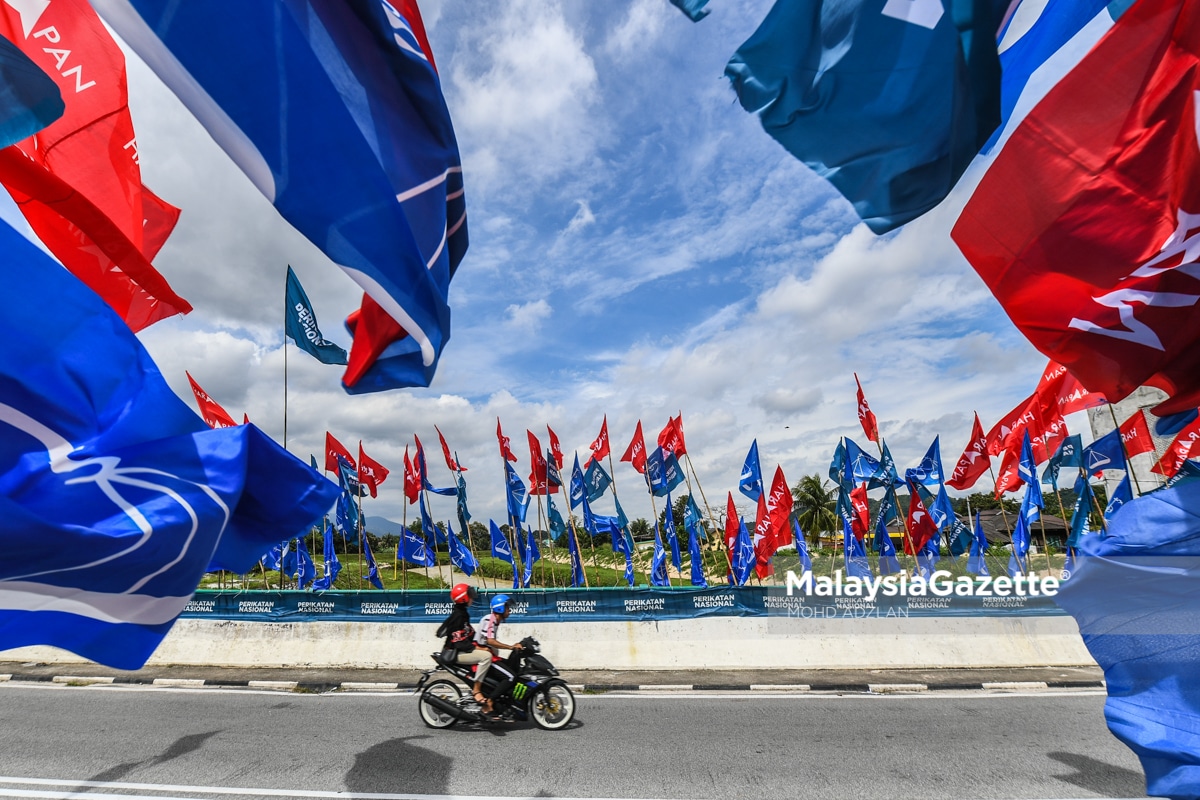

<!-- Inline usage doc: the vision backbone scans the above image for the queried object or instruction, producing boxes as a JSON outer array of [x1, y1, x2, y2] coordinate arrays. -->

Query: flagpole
[[1107, 404, 1144, 496], [282, 290, 288, 452], [454, 456, 491, 591], [681, 454, 725, 586], [356, 487, 365, 589], [986, 462, 1016, 576], [534, 492, 550, 588], [873, 436, 917, 575], [396, 497, 405, 586], [607, 450, 646, 585]]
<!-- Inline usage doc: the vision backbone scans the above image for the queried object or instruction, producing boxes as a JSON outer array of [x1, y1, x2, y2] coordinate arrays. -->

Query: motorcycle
[[416, 636, 576, 731]]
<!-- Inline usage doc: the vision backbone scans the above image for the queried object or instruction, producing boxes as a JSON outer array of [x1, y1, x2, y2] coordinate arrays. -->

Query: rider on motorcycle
[[436, 583, 490, 676], [472, 594, 523, 715]]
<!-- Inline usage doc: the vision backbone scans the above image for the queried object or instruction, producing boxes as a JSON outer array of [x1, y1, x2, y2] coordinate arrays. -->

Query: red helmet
[[451, 583, 477, 604]]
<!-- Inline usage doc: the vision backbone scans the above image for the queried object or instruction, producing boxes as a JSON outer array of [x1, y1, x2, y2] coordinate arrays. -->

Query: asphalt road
[[0, 682, 1151, 800]]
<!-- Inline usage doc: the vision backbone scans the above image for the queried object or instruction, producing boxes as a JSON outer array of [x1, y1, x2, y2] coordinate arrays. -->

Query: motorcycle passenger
[[436, 584, 488, 673], [472, 593, 523, 715]]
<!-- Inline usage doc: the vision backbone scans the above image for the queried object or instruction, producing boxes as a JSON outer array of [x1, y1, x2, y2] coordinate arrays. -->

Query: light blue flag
[[731, 518, 756, 586], [295, 536, 316, 589], [489, 520, 513, 564], [905, 437, 944, 488], [1105, 474, 1133, 521], [1054, 478, 1200, 799], [725, 0, 1005, 234], [664, 493, 682, 570], [99, 0, 468, 391], [569, 454, 586, 510], [966, 511, 990, 576], [335, 489, 359, 536], [792, 519, 813, 573], [0, 35, 63, 148], [447, 520, 477, 577], [929, 484, 957, 531], [828, 439, 847, 488], [668, 0, 714, 21], [522, 526, 540, 588], [584, 459, 612, 503], [843, 518, 874, 579], [0, 220, 338, 669], [844, 438, 887, 488], [547, 496, 568, 543], [650, 524, 671, 587], [361, 531, 383, 589], [1068, 473, 1094, 548], [312, 523, 341, 590], [1043, 434, 1084, 490], [1018, 432, 1044, 510], [688, 525, 708, 588], [684, 495, 706, 541], [285, 266, 348, 365], [739, 440, 764, 501], [398, 524, 435, 568]]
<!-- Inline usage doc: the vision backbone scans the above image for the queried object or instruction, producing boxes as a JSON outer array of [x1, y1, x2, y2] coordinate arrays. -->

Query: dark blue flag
[[731, 518, 756, 586], [684, 495, 706, 541], [872, 491, 897, 546], [1083, 427, 1127, 475], [419, 493, 445, 545], [843, 518, 874, 579], [566, 525, 586, 588], [1167, 460, 1200, 490], [1043, 434, 1084, 490], [650, 524, 670, 587], [948, 518, 972, 558], [455, 473, 471, 528], [1068, 473, 1094, 548], [312, 522, 341, 590], [663, 493, 682, 571], [905, 437, 944, 488], [447, 520, 477, 577], [828, 439, 847, 488], [489, 520, 514, 564], [398, 524, 435, 568], [879, 441, 903, 488], [739, 440, 764, 501], [584, 459, 612, 503], [361, 531, 383, 589], [281, 540, 298, 578], [1018, 432, 1044, 510], [725, 0, 1004, 233], [101, 0, 469, 391], [335, 488, 359, 536], [1054, 478, 1200, 799], [0, 220, 338, 669], [505, 460, 530, 523], [295, 536, 316, 589], [688, 525, 708, 588], [0, 35, 63, 149], [1157, 408, 1199, 438], [876, 514, 901, 575], [569, 454, 586, 510], [966, 511, 989, 576], [547, 496, 568, 543], [792, 519, 813, 573], [845, 438, 886, 488], [648, 449, 686, 497], [285, 266, 348, 365], [522, 526, 541, 588], [1105, 474, 1133, 521]]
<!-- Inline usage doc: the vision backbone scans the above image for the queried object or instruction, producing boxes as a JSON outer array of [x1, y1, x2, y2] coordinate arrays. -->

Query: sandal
[[473, 692, 493, 714]]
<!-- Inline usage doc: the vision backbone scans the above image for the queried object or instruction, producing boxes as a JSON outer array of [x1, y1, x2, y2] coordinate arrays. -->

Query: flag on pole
[[399, 523, 435, 568], [905, 437, 944, 487], [1068, 473, 1095, 548], [1084, 427, 1128, 476], [854, 373, 879, 443], [311, 522, 341, 591], [650, 524, 670, 587], [496, 418, 518, 462], [185, 372, 238, 429], [527, 430, 548, 494], [545, 449, 563, 494], [584, 459, 612, 503], [663, 493, 682, 571], [1043, 434, 1084, 490], [731, 517, 755, 586], [904, 483, 939, 555], [505, 460, 530, 524], [357, 443, 389, 499], [325, 432, 356, 475], [285, 266, 348, 365], [966, 511, 989, 576], [585, 416, 610, 466], [657, 415, 687, 456], [1153, 412, 1200, 478], [1117, 409, 1156, 459], [403, 446, 420, 504], [792, 518, 813, 573], [447, 519, 477, 577], [1105, 474, 1134, 520], [843, 517, 874, 580], [739, 440, 764, 502], [361, 531, 383, 589], [521, 525, 540, 588], [435, 426, 465, 472], [295, 536, 315, 589], [947, 413, 990, 490], [547, 426, 565, 470], [688, 522, 707, 588], [875, 511, 901, 575], [620, 421, 648, 474], [565, 521, 585, 588], [415, 434, 455, 496], [828, 439, 848, 488], [489, 520, 513, 564], [97, 0, 469, 391]]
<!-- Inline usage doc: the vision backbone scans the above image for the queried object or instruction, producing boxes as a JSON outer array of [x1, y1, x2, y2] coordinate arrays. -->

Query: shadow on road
[[344, 735, 452, 795], [86, 730, 223, 783], [1047, 751, 1147, 798]]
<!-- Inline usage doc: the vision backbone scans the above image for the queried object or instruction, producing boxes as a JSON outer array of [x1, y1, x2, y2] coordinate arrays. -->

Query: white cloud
[[504, 299, 552, 333], [564, 200, 596, 234]]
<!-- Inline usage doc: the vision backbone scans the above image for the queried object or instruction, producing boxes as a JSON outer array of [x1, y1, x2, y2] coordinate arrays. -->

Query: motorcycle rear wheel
[[419, 679, 462, 728], [530, 683, 575, 730]]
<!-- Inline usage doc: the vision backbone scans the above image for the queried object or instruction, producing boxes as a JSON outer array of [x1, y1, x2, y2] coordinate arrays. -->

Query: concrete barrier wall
[[1, 615, 1097, 670]]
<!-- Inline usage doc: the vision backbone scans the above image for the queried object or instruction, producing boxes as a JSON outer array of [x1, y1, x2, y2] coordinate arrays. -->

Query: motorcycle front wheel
[[529, 682, 575, 730], [418, 679, 462, 728]]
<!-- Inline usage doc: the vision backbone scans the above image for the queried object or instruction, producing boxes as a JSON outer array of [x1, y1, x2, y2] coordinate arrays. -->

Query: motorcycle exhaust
[[424, 693, 481, 722]]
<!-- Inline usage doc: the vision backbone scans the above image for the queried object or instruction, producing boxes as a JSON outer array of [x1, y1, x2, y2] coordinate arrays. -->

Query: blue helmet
[[490, 594, 510, 613]]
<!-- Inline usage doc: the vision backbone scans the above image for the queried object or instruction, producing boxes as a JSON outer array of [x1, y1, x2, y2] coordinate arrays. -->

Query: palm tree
[[792, 474, 837, 547]]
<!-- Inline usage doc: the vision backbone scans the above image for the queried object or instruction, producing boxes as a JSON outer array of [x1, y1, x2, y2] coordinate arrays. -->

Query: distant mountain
[[364, 515, 408, 537]]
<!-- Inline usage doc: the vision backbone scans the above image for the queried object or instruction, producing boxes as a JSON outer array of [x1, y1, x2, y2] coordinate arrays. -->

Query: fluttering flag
[[585, 416, 610, 467], [724, 493, 740, 554], [565, 520, 586, 588], [828, 439, 847, 488], [1105, 474, 1134, 520], [753, 493, 773, 579], [98, 0, 468, 391], [0, 220, 338, 668], [357, 443, 389, 499], [657, 415, 687, 456], [0, 35, 62, 148], [904, 483, 938, 555], [1120, 410, 1156, 459], [843, 517, 874, 580], [285, 266, 348, 365], [496, 418, 518, 462], [402, 446, 420, 504], [399, 522, 435, 568], [905, 437, 944, 488], [993, 447, 1023, 498], [521, 525, 540, 588], [1084, 427, 1127, 476], [447, 519, 477, 577], [725, 0, 1004, 234], [663, 493, 682, 571], [739, 440, 764, 502], [335, 480, 359, 536], [527, 430, 548, 494], [505, 460, 530, 524], [1009, 479, 1042, 576], [414, 434, 455, 497], [312, 522, 341, 591], [547, 495, 568, 543], [335, 453, 363, 499], [547, 426, 565, 470], [792, 519, 813, 574], [947, 413, 990, 490], [1043, 434, 1084, 490], [361, 531, 383, 589], [953, 0, 1200, 414], [325, 432, 356, 475], [569, 454, 587, 511], [844, 438, 892, 489], [1167, 459, 1200, 489], [185, 372, 238, 429], [684, 495, 706, 542], [1018, 432, 1044, 511], [584, 459, 612, 503], [930, 485, 957, 532], [875, 511, 901, 575], [489, 520, 514, 564], [419, 492, 444, 546], [1040, 361, 1108, 417], [1068, 473, 1095, 548], [1157, 408, 1199, 438], [646, 447, 684, 497], [668, 0, 714, 22], [849, 485, 870, 540], [966, 512, 989, 576], [731, 517, 756, 586], [435, 426, 465, 472], [545, 449, 563, 494], [620, 421, 648, 474], [650, 524, 670, 587], [854, 373, 879, 443], [1153, 412, 1200, 479], [261, 541, 285, 572], [688, 521, 708, 588], [1054, 477, 1200, 799], [294, 536, 315, 590], [0, 0, 190, 332]]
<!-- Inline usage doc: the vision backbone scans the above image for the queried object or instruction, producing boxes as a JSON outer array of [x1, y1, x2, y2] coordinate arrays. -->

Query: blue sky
[[7, 0, 1067, 527]]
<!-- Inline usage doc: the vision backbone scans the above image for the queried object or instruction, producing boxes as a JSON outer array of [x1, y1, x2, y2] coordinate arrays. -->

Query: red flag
[[725, 492, 740, 552], [993, 448, 1024, 498], [985, 393, 1045, 457], [242, 413, 250, 425], [753, 493, 772, 578], [657, 415, 687, 456], [434, 425, 465, 472], [620, 421, 648, 474], [357, 442, 390, 499], [1120, 409, 1156, 459], [952, 0, 1200, 415], [496, 418, 517, 462], [585, 416, 610, 467], [905, 488, 938, 554], [527, 430, 548, 493], [1039, 361, 1108, 416], [0, 0, 188, 331], [854, 373, 879, 443], [947, 413, 990, 490], [850, 485, 870, 541], [403, 445, 420, 504], [185, 372, 237, 429], [1152, 412, 1200, 477], [766, 466, 794, 549], [547, 426, 564, 470], [325, 432, 356, 474]]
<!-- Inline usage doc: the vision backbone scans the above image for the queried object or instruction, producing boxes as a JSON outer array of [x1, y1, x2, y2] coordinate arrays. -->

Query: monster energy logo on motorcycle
[[512, 682, 531, 700]]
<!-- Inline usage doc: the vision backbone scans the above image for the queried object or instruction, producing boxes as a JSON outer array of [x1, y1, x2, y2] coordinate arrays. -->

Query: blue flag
[[647, 448, 685, 497], [1157, 408, 1199, 438], [663, 493, 682, 570], [522, 526, 541, 588], [828, 439, 847, 488], [1018, 432, 1044, 510], [505, 461, 530, 523], [281, 540, 298, 578], [1083, 427, 1127, 475], [398, 524, 435, 568], [1105, 474, 1133, 521], [905, 437, 944, 488], [547, 496, 568, 543], [584, 459, 612, 503], [546, 449, 563, 490], [285, 266, 348, 365], [489, 520, 514, 564], [455, 473, 471, 529], [650, 524, 670, 587], [101, 0, 469, 391], [879, 441, 903, 489], [295, 536, 316, 589], [725, 0, 1005, 233], [419, 493, 445, 545], [1042, 434, 1084, 490], [668, 0, 714, 21], [731, 518, 756, 586], [1008, 503, 1033, 577], [739, 440, 764, 501], [361, 531, 383, 589], [0, 35, 63, 149], [1068, 474, 1094, 548], [1054, 478, 1200, 799], [843, 518, 874, 579], [915, 537, 940, 580], [872, 492, 897, 546], [0, 220, 338, 669], [684, 495, 706, 541], [335, 489, 359, 536], [447, 520, 477, 577], [566, 526, 586, 588], [1167, 460, 1200, 490], [929, 484, 957, 531], [876, 514, 901, 575], [569, 454, 586, 510], [688, 525, 708, 588], [845, 438, 887, 488], [966, 511, 990, 576], [948, 518, 972, 558], [792, 519, 813, 573], [312, 523, 341, 590], [261, 541, 285, 572]]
